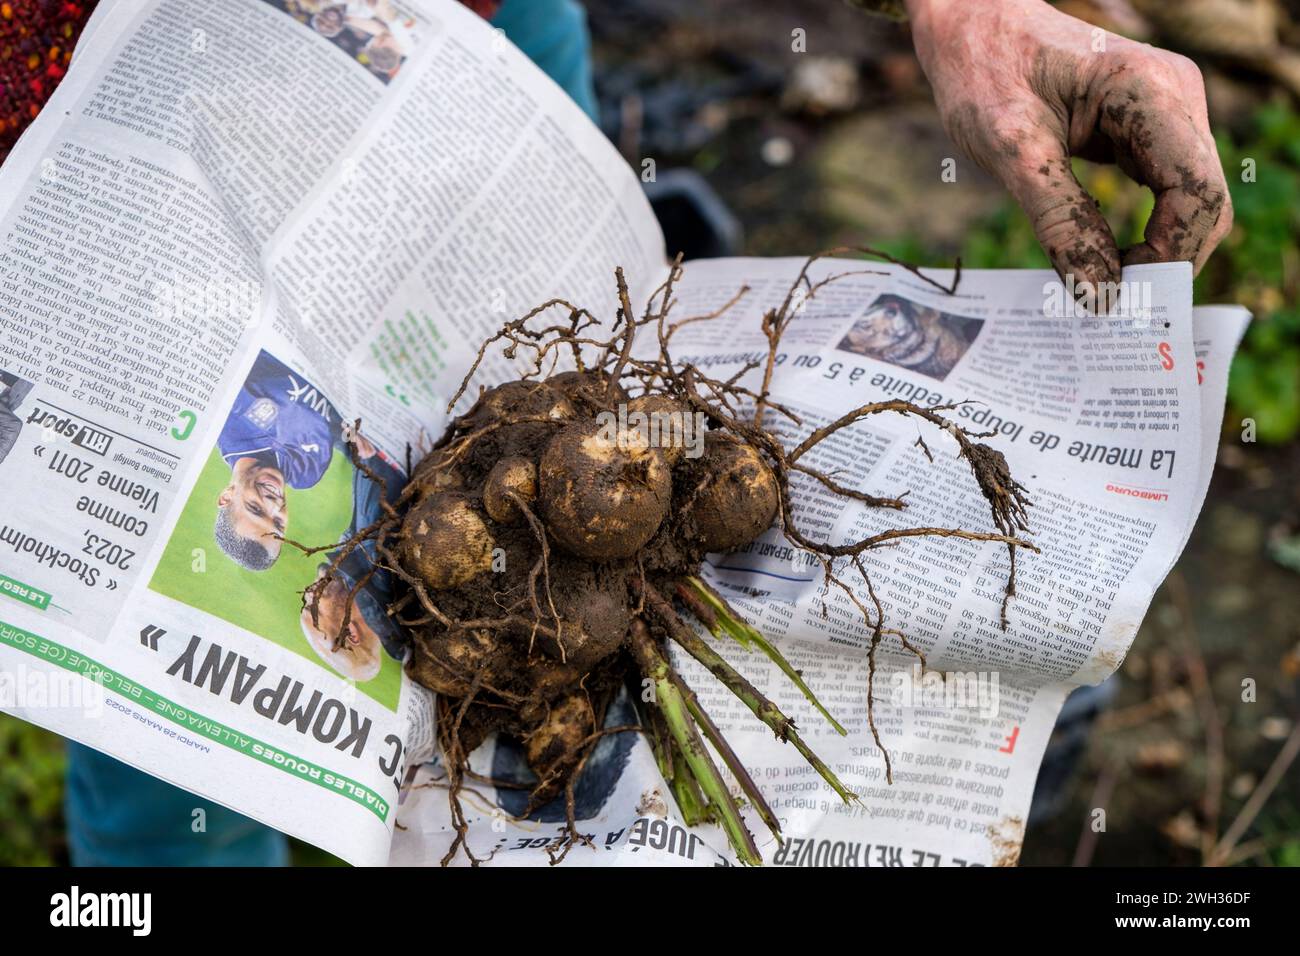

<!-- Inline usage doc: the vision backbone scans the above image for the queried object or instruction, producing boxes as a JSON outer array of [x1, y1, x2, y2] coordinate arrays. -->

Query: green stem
[[672, 671, 783, 843], [641, 582, 857, 805], [641, 698, 676, 785], [683, 576, 848, 736], [669, 747, 710, 827], [628, 621, 762, 865]]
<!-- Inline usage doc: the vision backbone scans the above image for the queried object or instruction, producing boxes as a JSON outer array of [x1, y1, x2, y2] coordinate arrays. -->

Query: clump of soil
[[307, 250, 1035, 865]]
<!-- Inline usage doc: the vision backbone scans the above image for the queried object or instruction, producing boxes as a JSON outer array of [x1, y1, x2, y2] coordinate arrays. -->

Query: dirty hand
[[905, 0, 1232, 295]]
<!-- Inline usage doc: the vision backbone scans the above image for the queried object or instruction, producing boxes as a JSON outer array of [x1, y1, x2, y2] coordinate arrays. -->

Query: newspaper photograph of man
[[213, 350, 343, 572], [150, 349, 406, 706]]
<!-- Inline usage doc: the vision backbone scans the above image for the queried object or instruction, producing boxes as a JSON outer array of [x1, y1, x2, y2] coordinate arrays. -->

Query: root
[[508, 490, 563, 658], [436, 669, 493, 867], [548, 723, 643, 866]]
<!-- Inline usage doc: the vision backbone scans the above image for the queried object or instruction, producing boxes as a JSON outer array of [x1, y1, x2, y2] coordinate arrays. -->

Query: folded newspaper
[[0, 0, 1250, 867]]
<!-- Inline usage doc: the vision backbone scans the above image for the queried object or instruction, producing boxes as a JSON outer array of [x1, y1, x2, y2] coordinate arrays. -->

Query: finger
[[998, 150, 1122, 305], [1100, 70, 1232, 272], [1119, 129, 1231, 273]]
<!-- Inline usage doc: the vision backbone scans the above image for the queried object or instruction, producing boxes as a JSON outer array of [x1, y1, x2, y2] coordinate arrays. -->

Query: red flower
[[1, 0, 96, 163], [459, 1, 500, 20]]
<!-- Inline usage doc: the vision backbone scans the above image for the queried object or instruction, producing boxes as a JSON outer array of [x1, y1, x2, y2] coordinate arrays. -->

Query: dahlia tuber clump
[[306, 250, 1035, 865]]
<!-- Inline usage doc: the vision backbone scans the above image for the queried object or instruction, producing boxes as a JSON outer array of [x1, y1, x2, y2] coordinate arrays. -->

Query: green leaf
[[1228, 347, 1300, 443]]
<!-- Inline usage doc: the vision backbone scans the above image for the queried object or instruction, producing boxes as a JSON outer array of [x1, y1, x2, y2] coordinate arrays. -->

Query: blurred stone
[[816, 103, 1004, 249], [781, 56, 861, 116], [1161, 810, 1203, 849], [1229, 772, 1257, 799], [1217, 442, 1247, 470], [1132, 0, 1281, 57], [1259, 715, 1292, 740], [1210, 584, 1254, 615], [1122, 650, 1148, 679], [760, 135, 795, 167], [1208, 504, 1264, 556], [1135, 739, 1188, 773], [1131, 0, 1300, 98], [1204, 69, 1270, 133], [1056, 0, 1151, 36]]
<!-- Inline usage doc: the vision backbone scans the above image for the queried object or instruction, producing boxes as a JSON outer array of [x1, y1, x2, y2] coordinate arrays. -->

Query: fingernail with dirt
[[1059, 240, 1121, 317], [1122, 243, 1163, 267]]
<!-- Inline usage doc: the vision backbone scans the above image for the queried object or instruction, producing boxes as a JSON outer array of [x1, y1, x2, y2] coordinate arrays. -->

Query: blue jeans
[[65, 742, 291, 866], [64, 0, 595, 866], [493, 0, 597, 121]]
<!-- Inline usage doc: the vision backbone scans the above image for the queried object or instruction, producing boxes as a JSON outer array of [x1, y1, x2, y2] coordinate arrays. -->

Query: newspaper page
[[0, 0, 1249, 867], [0, 0, 664, 867], [389, 258, 1249, 866]]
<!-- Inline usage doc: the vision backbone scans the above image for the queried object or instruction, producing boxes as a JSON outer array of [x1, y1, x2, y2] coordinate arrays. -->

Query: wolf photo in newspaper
[[267, 0, 421, 83], [316, 250, 1035, 864], [836, 293, 983, 382], [149, 349, 406, 706]]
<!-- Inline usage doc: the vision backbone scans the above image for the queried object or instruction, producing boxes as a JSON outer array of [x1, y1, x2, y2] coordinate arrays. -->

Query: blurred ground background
[[4, 0, 1300, 866]]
